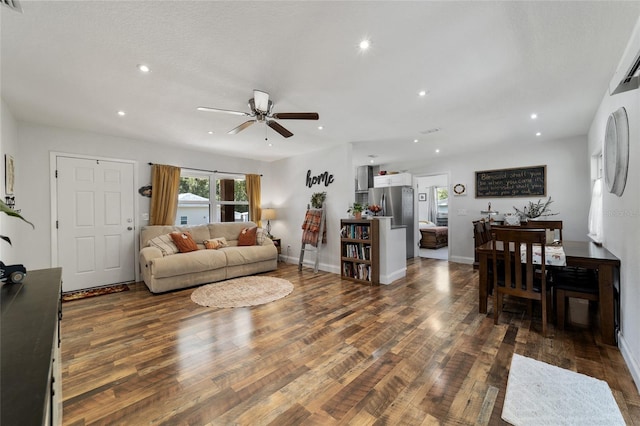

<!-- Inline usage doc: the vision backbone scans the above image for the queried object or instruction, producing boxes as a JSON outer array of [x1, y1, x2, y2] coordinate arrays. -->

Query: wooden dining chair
[[553, 267, 599, 329], [521, 219, 563, 242], [491, 228, 549, 336]]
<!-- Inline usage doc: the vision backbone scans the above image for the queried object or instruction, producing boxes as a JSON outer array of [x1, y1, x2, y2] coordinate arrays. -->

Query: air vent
[[611, 51, 640, 95], [1, 0, 22, 12], [420, 127, 441, 135]]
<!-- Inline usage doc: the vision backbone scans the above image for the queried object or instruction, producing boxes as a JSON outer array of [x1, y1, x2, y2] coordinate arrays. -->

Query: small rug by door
[[62, 284, 129, 302], [191, 276, 293, 308], [502, 353, 625, 425]]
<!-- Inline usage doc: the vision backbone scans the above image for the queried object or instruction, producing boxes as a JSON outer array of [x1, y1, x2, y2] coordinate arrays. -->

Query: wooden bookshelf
[[340, 219, 380, 285]]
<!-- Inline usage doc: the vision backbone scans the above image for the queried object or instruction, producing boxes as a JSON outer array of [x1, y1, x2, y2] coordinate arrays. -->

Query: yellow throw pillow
[[169, 231, 198, 253], [204, 237, 228, 250]]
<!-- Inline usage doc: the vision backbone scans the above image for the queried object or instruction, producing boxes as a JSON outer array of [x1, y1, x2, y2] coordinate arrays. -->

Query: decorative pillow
[[170, 231, 198, 253], [256, 228, 266, 245], [204, 237, 228, 250], [237, 227, 258, 246], [147, 234, 179, 256], [419, 220, 436, 229]]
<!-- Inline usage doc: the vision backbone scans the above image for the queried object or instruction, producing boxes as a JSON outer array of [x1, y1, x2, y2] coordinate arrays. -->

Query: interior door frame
[[49, 152, 141, 283], [414, 171, 451, 260]]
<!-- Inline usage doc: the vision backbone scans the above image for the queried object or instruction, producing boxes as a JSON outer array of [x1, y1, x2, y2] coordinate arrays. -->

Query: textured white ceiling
[[2, 1, 639, 164]]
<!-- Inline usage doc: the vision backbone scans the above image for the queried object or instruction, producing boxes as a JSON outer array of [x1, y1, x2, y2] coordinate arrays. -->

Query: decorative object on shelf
[[5, 154, 14, 195], [604, 107, 629, 197], [261, 208, 276, 238], [310, 191, 326, 208], [453, 183, 466, 196], [347, 202, 367, 219], [369, 204, 382, 216], [418, 193, 427, 202], [504, 213, 520, 226], [4, 196, 15, 210], [513, 197, 558, 220]]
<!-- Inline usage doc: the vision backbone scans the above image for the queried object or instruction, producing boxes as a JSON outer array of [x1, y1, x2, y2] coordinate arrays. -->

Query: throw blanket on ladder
[[301, 210, 326, 246]]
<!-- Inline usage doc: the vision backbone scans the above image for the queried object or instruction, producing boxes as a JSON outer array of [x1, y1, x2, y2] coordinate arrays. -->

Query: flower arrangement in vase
[[513, 197, 558, 221]]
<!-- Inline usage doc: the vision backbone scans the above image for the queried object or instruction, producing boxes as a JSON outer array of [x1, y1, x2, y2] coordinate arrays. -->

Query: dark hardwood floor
[[61, 259, 639, 425]]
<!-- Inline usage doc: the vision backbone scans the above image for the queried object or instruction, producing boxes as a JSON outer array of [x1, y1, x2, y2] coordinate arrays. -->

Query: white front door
[[56, 156, 135, 292]]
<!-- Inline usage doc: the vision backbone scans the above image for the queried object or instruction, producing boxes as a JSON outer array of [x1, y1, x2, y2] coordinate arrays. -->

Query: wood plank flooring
[[61, 259, 640, 425]]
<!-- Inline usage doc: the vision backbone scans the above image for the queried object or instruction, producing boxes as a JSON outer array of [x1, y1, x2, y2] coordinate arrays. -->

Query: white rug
[[502, 354, 625, 425], [191, 276, 293, 308]]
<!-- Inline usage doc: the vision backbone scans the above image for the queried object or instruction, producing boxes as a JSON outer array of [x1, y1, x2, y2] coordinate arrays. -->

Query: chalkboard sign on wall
[[475, 165, 546, 198]]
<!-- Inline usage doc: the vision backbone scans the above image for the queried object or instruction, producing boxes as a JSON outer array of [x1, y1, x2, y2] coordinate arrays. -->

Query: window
[[588, 153, 603, 243], [175, 171, 249, 225]]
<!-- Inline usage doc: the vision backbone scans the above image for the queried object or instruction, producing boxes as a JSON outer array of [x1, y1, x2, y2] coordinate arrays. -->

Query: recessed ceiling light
[[531, 113, 538, 119], [137, 64, 151, 73], [208, 131, 214, 134], [317, 126, 323, 130], [435, 149, 440, 153], [413, 139, 418, 143], [370, 159, 375, 164], [536, 132, 541, 136], [418, 90, 427, 97], [359, 39, 370, 50], [268, 143, 273, 147], [117, 110, 126, 116]]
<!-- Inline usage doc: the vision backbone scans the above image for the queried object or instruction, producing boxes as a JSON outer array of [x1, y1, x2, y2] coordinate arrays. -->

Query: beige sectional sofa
[[139, 222, 278, 293]]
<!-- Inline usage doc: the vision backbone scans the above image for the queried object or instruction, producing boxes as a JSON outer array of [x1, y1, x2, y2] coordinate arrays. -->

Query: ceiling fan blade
[[197, 106, 250, 117], [253, 90, 270, 113], [267, 120, 293, 138], [228, 120, 256, 135], [272, 112, 319, 120]]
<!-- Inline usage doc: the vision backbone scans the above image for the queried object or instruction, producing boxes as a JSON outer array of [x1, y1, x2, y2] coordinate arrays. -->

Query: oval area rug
[[191, 276, 294, 308]]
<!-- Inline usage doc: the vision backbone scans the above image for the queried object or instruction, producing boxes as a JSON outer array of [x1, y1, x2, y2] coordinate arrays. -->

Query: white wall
[[15, 122, 268, 270], [262, 143, 353, 273], [588, 21, 640, 390], [385, 136, 591, 264], [0, 98, 22, 264]]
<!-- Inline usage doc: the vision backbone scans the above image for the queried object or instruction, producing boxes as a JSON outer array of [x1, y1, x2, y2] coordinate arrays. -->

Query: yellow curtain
[[150, 164, 181, 225], [246, 174, 261, 227]]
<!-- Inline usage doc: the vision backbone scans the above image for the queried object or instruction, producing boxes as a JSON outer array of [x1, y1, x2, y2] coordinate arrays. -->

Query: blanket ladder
[[298, 203, 326, 273]]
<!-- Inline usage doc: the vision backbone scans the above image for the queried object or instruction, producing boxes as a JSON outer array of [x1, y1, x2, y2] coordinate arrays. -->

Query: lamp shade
[[261, 208, 276, 221]]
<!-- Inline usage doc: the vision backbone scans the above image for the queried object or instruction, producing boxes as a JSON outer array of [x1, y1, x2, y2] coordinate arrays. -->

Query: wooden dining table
[[476, 240, 621, 345]]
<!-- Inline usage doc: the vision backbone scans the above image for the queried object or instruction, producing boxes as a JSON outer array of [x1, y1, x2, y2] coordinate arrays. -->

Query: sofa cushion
[[204, 237, 228, 250], [150, 249, 227, 278], [148, 234, 179, 256], [223, 244, 277, 267], [170, 231, 198, 253], [238, 227, 257, 246], [177, 224, 210, 246], [256, 228, 266, 245]]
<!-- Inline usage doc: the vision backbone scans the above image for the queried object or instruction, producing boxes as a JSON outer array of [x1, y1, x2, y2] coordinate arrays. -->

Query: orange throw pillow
[[170, 231, 198, 253], [237, 227, 257, 246]]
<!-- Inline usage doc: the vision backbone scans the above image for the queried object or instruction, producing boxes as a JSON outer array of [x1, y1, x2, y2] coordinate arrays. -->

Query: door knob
[[127, 226, 133, 231]]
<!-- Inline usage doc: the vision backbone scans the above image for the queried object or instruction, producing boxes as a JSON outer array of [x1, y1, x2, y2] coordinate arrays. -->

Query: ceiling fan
[[197, 90, 319, 138]]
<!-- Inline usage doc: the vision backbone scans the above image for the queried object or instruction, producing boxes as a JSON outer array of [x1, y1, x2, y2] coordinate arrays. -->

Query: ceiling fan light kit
[[198, 89, 318, 138]]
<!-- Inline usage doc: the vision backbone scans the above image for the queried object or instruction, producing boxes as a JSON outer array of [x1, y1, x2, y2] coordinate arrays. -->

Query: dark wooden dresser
[[1, 267, 63, 425]]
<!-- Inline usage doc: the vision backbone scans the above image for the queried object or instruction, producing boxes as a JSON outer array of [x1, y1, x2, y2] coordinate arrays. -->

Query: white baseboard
[[380, 267, 407, 285], [449, 256, 474, 265], [618, 331, 640, 394], [281, 256, 339, 274]]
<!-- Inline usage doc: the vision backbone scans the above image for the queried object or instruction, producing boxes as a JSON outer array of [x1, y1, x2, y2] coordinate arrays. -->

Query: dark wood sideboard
[[1, 267, 63, 425]]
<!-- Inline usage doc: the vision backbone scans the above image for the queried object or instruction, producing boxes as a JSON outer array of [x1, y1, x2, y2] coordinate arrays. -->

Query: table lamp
[[261, 208, 276, 238]]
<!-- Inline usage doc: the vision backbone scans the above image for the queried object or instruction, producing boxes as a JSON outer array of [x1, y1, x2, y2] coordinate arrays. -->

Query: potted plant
[[347, 202, 367, 219], [310, 192, 326, 209], [1, 199, 33, 245], [513, 197, 558, 221]]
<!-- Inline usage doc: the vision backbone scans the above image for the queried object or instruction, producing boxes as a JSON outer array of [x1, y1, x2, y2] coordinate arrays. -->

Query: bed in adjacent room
[[419, 221, 448, 249]]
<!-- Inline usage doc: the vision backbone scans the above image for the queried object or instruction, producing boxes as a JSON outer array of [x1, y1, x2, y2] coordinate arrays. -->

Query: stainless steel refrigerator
[[368, 186, 414, 258]]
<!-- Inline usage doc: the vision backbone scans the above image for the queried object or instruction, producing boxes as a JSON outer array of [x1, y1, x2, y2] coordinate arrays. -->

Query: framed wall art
[[5, 154, 15, 195]]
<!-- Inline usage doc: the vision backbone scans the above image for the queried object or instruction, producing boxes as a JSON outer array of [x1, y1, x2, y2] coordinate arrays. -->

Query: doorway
[[53, 155, 136, 292], [416, 174, 449, 260]]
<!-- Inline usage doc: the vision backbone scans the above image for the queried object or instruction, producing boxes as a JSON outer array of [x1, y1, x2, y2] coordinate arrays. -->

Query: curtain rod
[[148, 162, 262, 176]]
